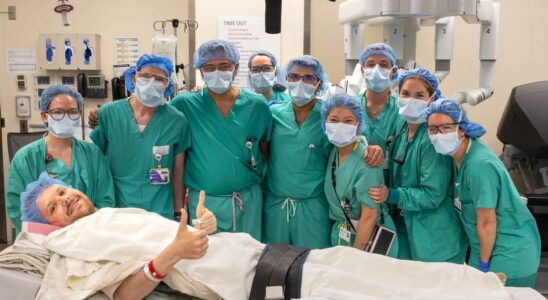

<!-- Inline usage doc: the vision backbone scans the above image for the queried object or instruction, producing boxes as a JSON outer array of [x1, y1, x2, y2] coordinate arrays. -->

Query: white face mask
[[325, 123, 359, 147], [429, 131, 463, 156], [251, 71, 276, 92], [135, 77, 166, 108], [47, 115, 79, 139], [288, 81, 317, 107], [203, 70, 234, 94], [398, 97, 429, 124], [364, 65, 392, 93]]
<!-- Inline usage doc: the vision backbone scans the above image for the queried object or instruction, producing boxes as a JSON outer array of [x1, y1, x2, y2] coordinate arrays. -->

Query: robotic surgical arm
[[338, 0, 501, 106]]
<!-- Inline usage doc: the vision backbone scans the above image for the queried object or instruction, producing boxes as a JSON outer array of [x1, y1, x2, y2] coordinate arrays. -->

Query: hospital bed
[[0, 266, 544, 300], [0, 268, 201, 300]]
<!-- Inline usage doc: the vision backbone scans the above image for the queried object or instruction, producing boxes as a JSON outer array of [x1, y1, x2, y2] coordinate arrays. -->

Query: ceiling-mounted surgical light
[[54, 0, 73, 27]]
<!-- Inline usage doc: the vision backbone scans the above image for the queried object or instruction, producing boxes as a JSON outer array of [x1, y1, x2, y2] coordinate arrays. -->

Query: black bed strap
[[249, 244, 310, 300]]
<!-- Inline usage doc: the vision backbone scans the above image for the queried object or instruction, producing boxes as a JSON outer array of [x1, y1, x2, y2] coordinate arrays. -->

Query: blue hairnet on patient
[[359, 43, 398, 68], [40, 85, 84, 112], [125, 54, 174, 98], [21, 172, 68, 224], [425, 98, 486, 139], [247, 50, 286, 92], [398, 68, 442, 101], [284, 55, 329, 96], [193, 39, 240, 69], [321, 93, 365, 133]]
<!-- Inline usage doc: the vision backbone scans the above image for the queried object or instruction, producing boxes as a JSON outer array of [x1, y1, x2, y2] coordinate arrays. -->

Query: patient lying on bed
[[22, 173, 514, 300]]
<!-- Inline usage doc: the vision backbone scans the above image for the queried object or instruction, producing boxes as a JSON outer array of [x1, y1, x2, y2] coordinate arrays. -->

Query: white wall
[[194, 0, 304, 84], [311, 0, 548, 153]]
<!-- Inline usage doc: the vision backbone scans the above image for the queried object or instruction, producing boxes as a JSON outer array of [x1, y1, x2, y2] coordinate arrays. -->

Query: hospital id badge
[[454, 197, 462, 213], [339, 227, 351, 243], [149, 168, 170, 185]]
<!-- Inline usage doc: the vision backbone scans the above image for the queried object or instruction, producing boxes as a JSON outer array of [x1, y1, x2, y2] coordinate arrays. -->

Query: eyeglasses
[[201, 63, 235, 73], [250, 64, 275, 73], [286, 73, 318, 85], [47, 109, 81, 121], [427, 123, 459, 135], [136, 72, 170, 86]]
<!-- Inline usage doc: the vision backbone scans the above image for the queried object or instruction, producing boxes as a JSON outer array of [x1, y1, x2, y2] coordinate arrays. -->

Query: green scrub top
[[263, 100, 332, 248], [324, 142, 398, 257], [455, 139, 540, 284], [357, 93, 401, 152], [170, 88, 272, 240], [90, 98, 190, 219], [6, 136, 115, 233], [388, 122, 467, 263], [268, 91, 291, 107], [170, 88, 272, 195], [266, 100, 332, 198]]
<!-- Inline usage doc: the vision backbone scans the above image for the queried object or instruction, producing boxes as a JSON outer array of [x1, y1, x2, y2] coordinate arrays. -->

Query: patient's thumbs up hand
[[196, 191, 207, 218], [179, 209, 188, 231], [193, 191, 217, 234], [172, 208, 208, 260]]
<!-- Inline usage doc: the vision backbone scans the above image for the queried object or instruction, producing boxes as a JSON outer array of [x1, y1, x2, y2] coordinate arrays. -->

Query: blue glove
[[479, 260, 490, 272]]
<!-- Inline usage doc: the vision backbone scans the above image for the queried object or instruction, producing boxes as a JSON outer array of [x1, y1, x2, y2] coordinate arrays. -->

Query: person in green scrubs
[[426, 99, 541, 287], [247, 50, 290, 106], [7, 85, 114, 233], [369, 68, 467, 263], [91, 54, 190, 220], [321, 93, 398, 257], [357, 43, 403, 170], [170, 39, 272, 240], [263, 55, 332, 248]]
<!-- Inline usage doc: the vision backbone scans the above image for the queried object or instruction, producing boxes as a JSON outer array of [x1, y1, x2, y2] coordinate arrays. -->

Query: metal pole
[[303, 0, 311, 55], [188, 0, 196, 89]]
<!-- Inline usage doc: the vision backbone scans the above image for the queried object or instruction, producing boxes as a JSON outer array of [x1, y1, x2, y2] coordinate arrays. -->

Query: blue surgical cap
[[246, 50, 286, 92], [284, 55, 329, 96], [193, 39, 240, 69], [20, 172, 68, 224], [398, 68, 442, 100], [40, 85, 84, 112], [321, 93, 365, 133], [425, 98, 486, 139], [359, 43, 398, 68], [125, 54, 174, 98]]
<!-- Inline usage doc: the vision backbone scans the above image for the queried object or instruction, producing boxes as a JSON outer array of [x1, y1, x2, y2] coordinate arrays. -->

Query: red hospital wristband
[[148, 260, 167, 280]]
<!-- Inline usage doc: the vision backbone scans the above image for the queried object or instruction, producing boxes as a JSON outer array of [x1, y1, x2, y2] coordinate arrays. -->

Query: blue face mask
[[398, 97, 429, 124], [251, 71, 276, 93], [203, 70, 234, 94], [364, 65, 393, 93], [47, 115, 79, 139], [288, 81, 317, 107], [135, 77, 165, 108]]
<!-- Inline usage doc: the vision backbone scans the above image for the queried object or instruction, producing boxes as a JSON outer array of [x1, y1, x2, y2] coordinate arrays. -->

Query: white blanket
[[37, 208, 512, 300], [0, 232, 49, 277]]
